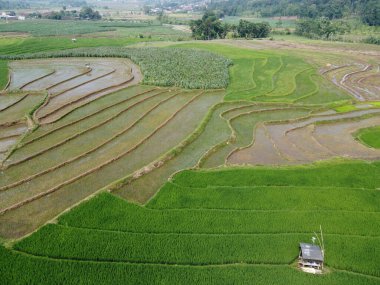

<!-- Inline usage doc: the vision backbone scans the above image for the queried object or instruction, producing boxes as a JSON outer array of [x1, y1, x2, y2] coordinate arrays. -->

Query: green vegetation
[[190, 12, 271, 40], [295, 18, 351, 40], [334, 105, 358, 113], [0, 20, 157, 36], [1, 245, 378, 285], [224, 16, 296, 28], [0, 37, 144, 55], [0, 161, 379, 283], [236, 20, 271, 38], [355, 126, 380, 148], [0, 47, 231, 89], [200, 107, 311, 167], [172, 43, 351, 103], [0, 16, 379, 284], [362, 36, 380, 45], [0, 86, 224, 238], [174, 161, 380, 189], [115, 101, 247, 202], [0, 60, 8, 89], [208, 0, 379, 26], [43, 6, 101, 20], [150, 183, 380, 211]]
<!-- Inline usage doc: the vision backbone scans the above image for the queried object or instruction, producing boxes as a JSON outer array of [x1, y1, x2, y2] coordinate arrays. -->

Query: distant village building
[[0, 12, 22, 21], [298, 243, 324, 274]]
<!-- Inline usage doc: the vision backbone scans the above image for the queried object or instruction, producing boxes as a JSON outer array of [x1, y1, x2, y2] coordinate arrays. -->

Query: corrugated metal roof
[[300, 243, 324, 261]]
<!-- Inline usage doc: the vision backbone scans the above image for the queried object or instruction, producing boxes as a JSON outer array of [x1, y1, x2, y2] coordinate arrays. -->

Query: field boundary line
[[264, 67, 306, 98], [198, 103, 266, 168], [197, 102, 262, 167], [55, 224, 380, 238], [340, 64, 371, 101], [320, 64, 351, 75], [0, 93, 29, 112], [107, 91, 226, 196], [260, 56, 284, 97], [165, 181, 377, 191], [49, 68, 115, 98], [19, 70, 56, 90], [0, 133, 22, 141], [222, 107, 312, 164], [33, 86, 161, 129], [4, 88, 161, 168], [2, 68, 11, 92], [0, 90, 177, 190], [37, 74, 136, 123], [292, 69, 320, 103], [330, 267, 380, 281], [10, 248, 294, 267], [21, 88, 158, 147], [195, 102, 250, 168], [146, 205, 380, 214], [0, 91, 201, 213], [0, 93, 48, 166], [8, 248, 380, 280], [225, 107, 313, 164], [325, 64, 365, 101], [45, 66, 93, 91]]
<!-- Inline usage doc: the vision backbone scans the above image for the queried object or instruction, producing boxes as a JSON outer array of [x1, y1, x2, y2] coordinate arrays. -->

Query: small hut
[[298, 243, 324, 274]]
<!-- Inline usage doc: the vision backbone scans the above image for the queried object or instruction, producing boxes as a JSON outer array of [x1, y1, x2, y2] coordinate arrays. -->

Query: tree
[[79, 7, 101, 20], [237, 20, 271, 38], [295, 17, 351, 39], [190, 12, 225, 40], [360, 0, 380, 26]]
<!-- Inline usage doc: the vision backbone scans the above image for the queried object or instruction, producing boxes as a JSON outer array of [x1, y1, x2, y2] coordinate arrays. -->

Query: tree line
[[295, 17, 351, 39], [208, 0, 379, 26], [190, 12, 271, 40], [32, 6, 102, 20]]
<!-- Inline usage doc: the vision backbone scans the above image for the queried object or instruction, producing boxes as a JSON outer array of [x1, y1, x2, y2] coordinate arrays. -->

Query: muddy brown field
[[9, 58, 142, 124], [229, 109, 380, 165]]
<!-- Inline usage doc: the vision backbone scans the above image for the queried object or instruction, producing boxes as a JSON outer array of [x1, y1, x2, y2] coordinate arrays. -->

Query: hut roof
[[300, 243, 324, 261]]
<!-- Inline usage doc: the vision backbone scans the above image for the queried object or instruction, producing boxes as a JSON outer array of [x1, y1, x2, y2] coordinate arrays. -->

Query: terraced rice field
[[322, 64, 380, 101], [9, 58, 141, 124], [0, 92, 45, 161], [0, 39, 379, 284], [229, 109, 380, 165], [0, 82, 223, 238]]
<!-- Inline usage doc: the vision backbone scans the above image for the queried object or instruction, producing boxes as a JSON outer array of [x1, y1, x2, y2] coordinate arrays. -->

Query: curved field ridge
[[1, 161, 379, 283], [229, 108, 380, 165], [0, 42, 379, 285], [323, 64, 380, 101], [2, 47, 232, 89], [9, 58, 141, 125], [0, 92, 45, 163], [172, 43, 352, 104], [0, 86, 224, 238]]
